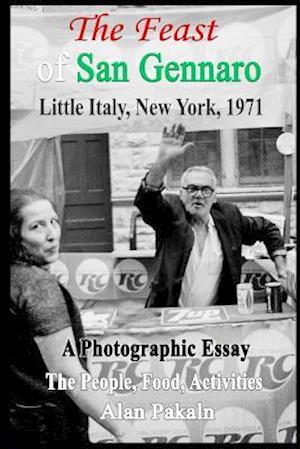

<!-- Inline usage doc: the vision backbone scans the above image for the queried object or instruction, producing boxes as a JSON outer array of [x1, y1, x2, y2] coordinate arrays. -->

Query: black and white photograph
[[10, 3, 296, 447]]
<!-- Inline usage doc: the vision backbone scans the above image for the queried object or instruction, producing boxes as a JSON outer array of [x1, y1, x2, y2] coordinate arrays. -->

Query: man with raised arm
[[134, 124, 287, 307]]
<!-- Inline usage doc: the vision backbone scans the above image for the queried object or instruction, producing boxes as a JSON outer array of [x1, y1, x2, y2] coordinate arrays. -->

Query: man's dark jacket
[[134, 184, 285, 307]]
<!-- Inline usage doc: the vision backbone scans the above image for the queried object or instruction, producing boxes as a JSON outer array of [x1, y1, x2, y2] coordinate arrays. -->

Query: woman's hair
[[10, 188, 57, 265]]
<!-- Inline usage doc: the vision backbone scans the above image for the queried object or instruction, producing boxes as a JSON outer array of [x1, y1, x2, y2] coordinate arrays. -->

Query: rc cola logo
[[75, 258, 110, 295], [240, 269, 273, 291], [162, 331, 225, 391], [132, 411, 190, 444], [195, 22, 265, 103], [237, 329, 295, 391], [276, 401, 296, 443], [113, 259, 148, 293], [11, 26, 49, 74], [61, 38, 123, 91], [49, 259, 69, 286], [203, 407, 264, 443], [88, 335, 151, 396], [89, 411, 190, 444]]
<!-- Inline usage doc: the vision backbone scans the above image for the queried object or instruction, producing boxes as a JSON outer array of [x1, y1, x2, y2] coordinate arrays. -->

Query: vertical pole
[[220, 129, 238, 187], [283, 154, 293, 243], [282, 121, 294, 244]]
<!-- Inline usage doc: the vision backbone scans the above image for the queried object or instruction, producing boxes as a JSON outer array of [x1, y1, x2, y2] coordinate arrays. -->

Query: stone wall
[[110, 131, 160, 251], [110, 131, 161, 194], [110, 131, 297, 252]]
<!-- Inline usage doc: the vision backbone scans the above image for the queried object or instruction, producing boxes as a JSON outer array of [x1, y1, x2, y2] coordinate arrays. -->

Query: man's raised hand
[[157, 123, 194, 166], [145, 123, 194, 188]]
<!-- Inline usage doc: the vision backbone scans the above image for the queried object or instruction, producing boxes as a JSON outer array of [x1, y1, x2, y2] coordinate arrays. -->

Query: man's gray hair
[[181, 166, 217, 189]]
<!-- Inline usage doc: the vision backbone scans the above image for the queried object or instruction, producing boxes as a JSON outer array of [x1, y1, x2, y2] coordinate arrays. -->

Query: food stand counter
[[81, 303, 296, 444], [50, 250, 293, 309]]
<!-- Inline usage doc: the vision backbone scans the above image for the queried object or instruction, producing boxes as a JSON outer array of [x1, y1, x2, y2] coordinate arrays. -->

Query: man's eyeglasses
[[182, 185, 215, 198]]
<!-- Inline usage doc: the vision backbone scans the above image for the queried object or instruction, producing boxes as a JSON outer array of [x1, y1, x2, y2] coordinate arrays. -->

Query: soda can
[[237, 283, 254, 314], [265, 281, 283, 313]]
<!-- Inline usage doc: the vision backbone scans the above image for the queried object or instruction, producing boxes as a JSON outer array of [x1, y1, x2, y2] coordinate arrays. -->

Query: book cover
[[10, 3, 296, 445]]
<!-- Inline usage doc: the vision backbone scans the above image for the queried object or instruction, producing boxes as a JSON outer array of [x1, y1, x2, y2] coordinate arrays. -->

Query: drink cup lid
[[265, 281, 281, 287]]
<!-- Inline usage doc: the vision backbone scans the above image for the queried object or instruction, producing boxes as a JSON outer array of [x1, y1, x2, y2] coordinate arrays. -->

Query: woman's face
[[20, 199, 61, 266]]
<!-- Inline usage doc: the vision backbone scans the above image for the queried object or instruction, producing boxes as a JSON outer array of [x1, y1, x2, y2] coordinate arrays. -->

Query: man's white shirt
[[179, 215, 223, 307]]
